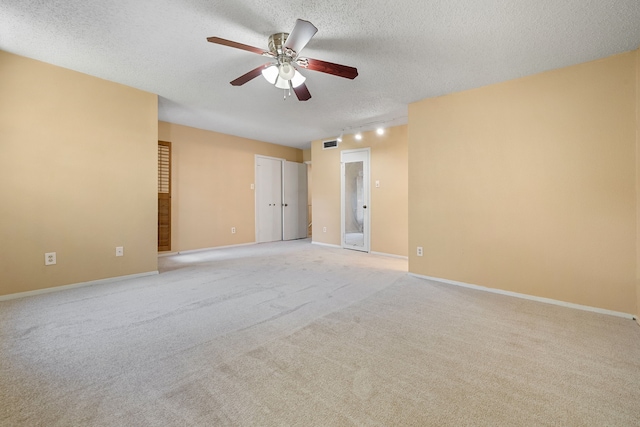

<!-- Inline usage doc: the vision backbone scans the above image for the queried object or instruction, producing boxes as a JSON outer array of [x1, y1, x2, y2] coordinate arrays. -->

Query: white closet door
[[256, 156, 283, 243], [283, 161, 308, 240]]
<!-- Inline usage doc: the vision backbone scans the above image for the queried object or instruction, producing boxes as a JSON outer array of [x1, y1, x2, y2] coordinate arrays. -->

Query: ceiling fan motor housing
[[268, 33, 289, 56]]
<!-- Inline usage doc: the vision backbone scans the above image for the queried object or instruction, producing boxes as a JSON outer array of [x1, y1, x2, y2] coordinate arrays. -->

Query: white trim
[[177, 242, 256, 255], [340, 148, 371, 155], [311, 241, 341, 249], [0, 271, 159, 302], [158, 251, 178, 257], [370, 251, 408, 260], [254, 154, 286, 162], [409, 273, 635, 320]]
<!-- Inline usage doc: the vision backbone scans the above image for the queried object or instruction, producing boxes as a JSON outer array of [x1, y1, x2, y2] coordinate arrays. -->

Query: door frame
[[340, 148, 371, 252]]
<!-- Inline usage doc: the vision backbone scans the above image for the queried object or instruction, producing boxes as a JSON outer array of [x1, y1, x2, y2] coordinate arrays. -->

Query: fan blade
[[230, 63, 272, 86], [283, 19, 318, 56], [207, 36, 267, 55], [293, 83, 311, 101], [297, 57, 358, 79]]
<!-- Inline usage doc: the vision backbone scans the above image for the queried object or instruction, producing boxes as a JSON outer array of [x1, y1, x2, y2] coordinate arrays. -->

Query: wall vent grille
[[323, 140, 338, 150]]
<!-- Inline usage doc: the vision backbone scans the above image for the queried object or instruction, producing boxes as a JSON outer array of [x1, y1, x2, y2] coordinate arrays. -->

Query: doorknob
[[363, 205, 367, 209]]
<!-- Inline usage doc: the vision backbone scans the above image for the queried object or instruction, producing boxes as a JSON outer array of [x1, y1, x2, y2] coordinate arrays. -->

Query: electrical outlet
[[116, 246, 124, 257], [45, 252, 56, 265], [375, 180, 380, 188], [323, 227, 327, 233], [231, 227, 236, 234], [417, 247, 423, 256]]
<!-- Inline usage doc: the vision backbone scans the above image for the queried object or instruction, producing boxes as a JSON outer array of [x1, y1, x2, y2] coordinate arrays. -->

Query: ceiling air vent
[[323, 139, 338, 150]]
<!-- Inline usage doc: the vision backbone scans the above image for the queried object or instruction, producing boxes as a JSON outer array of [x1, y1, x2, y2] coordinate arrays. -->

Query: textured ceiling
[[2, 0, 639, 149]]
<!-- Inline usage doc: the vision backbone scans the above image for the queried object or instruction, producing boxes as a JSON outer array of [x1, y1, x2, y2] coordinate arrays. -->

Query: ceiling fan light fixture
[[278, 62, 296, 80], [290, 70, 306, 88], [274, 76, 290, 89], [261, 65, 279, 84]]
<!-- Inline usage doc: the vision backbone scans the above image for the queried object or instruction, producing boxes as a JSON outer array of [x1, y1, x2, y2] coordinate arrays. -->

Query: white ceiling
[[2, 1, 639, 149]]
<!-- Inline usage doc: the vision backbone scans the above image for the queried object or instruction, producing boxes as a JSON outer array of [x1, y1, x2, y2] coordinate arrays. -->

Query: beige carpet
[[1, 239, 639, 426]]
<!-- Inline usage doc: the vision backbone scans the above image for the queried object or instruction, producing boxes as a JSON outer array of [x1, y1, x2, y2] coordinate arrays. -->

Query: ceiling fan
[[207, 19, 358, 101]]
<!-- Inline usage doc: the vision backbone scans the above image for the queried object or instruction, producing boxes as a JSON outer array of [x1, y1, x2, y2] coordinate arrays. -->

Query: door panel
[[283, 161, 308, 240], [158, 141, 171, 251], [256, 157, 283, 243]]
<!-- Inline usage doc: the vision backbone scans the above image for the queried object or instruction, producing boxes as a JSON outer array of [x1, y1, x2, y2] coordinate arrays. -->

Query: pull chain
[[283, 85, 292, 100]]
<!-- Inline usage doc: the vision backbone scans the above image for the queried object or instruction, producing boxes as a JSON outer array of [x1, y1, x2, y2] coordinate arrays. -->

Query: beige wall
[[409, 51, 638, 314], [302, 149, 311, 163], [0, 51, 158, 297], [311, 125, 408, 257], [158, 122, 302, 252]]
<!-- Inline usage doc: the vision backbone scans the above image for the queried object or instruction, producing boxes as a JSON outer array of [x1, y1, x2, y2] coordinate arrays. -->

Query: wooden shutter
[[158, 141, 171, 251]]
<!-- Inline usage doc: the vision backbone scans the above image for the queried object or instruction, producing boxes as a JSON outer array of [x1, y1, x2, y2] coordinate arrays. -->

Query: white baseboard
[[409, 273, 635, 320], [177, 242, 256, 255], [311, 241, 341, 249], [0, 271, 159, 302], [370, 251, 408, 260], [311, 243, 408, 259], [158, 251, 179, 257]]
